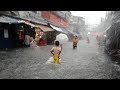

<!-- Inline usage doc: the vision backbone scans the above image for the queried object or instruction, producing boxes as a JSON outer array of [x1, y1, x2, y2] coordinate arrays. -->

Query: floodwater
[[0, 37, 120, 79]]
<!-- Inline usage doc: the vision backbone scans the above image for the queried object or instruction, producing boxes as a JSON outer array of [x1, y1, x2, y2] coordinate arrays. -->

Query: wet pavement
[[0, 37, 120, 79]]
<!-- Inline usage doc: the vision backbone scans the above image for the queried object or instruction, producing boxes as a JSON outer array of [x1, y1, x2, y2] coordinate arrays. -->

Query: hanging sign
[[4, 29, 9, 38]]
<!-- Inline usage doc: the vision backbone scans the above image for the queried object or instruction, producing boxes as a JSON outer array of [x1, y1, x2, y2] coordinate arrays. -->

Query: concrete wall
[[51, 11, 71, 22]]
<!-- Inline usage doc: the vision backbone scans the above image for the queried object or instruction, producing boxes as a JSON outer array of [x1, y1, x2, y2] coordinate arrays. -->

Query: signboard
[[4, 29, 9, 38]]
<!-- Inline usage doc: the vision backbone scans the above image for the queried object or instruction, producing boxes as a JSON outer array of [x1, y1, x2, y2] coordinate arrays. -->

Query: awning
[[0, 16, 37, 28], [0, 15, 20, 24], [37, 25, 54, 32], [68, 30, 78, 35], [61, 28, 69, 34], [18, 20, 37, 27], [50, 24, 64, 33]]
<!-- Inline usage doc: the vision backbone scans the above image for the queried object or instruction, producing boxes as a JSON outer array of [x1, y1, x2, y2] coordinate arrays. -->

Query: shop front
[[35, 24, 55, 45], [0, 15, 38, 49], [0, 23, 12, 49], [0, 15, 23, 49], [0, 22, 26, 49]]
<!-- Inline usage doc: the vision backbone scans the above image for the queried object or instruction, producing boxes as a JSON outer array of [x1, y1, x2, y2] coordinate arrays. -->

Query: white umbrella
[[56, 33, 69, 45]]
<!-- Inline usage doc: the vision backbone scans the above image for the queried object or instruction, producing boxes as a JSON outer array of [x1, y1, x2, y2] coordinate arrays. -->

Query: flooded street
[[0, 37, 120, 79]]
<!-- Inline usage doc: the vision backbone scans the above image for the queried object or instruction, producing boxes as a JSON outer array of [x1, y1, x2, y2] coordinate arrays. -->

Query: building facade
[[41, 11, 71, 28], [18, 11, 48, 25], [69, 16, 85, 37]]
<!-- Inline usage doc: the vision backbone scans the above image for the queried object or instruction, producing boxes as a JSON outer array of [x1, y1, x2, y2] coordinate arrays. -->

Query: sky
[[71, 11, 106, 25]]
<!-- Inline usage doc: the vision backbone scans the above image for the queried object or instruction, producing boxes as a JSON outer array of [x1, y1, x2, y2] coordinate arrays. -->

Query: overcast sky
[[71, 11, 106, 25]]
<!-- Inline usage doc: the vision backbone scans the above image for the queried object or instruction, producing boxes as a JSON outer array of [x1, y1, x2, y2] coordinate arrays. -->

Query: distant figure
[[30, 37, 38, 47], [96, 35, 100, 44], [96, 35, 99, 42], [73, 35, 79, 49], [86, 36, 90, 44], [50, 41, 62, 64]]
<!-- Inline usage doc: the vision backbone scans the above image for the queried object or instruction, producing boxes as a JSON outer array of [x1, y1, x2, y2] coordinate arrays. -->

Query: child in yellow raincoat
[[50, 41, 62, 64]]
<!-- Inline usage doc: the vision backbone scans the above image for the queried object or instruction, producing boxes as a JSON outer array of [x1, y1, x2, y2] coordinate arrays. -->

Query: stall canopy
[[61, 28, 69, 34], [0, 15, 20, 24], [0, 15, 40, 28], [37, 25, 54, 32], [68, 30, 78, 35], [50, 24, 64, 33], [18, 20, 37, 27], [50, 24, 69, 34], [0, 15, 53, 31]]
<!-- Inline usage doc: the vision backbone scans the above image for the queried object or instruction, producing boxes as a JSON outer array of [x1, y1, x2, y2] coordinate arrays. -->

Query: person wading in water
[[50, 41, 62, 64], [73, 35, 79, 49]]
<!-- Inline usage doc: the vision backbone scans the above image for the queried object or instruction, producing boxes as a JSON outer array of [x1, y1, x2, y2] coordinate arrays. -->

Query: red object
[[41, 11, 69, 28], [38, 39, 47, 46]]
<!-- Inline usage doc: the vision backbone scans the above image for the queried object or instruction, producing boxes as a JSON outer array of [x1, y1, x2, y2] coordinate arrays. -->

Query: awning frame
[[36, 25, 54, 32], [50, 24, 64, 33]]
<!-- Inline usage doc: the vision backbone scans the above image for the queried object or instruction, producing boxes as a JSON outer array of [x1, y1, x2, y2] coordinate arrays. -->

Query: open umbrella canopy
[[56, 33, 69, 44]]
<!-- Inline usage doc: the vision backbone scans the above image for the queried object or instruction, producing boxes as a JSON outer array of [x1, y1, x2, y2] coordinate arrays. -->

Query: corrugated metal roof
[[0, 11, 20, 16], [19, 11, 48, 25], [22, 17, 48, 25], [0, 15, 41, 28], [18, 20, 37, 27], [0, 15, 20, 23]]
